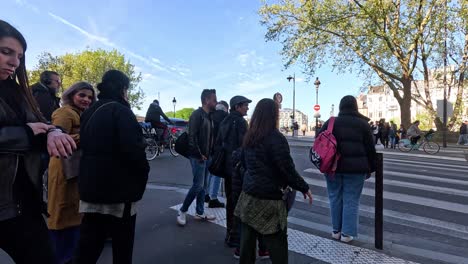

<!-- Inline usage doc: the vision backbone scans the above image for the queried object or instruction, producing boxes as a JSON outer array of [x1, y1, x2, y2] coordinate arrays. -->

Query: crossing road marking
[[170, 203, 419, 264]]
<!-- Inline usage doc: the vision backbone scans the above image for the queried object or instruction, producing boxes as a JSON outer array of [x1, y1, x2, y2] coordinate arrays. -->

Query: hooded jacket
[[319, 96, 377, 173]]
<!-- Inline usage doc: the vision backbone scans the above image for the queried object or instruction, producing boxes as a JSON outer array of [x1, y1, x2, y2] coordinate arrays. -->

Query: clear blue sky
[[4, 0, 363, 122]]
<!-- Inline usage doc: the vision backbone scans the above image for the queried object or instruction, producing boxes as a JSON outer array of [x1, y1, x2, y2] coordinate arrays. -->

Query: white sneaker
[[332, 231, 341, 240], [177, 211, 186, 226], [194, 213, 216, 221], [340, 234, 354, 243]]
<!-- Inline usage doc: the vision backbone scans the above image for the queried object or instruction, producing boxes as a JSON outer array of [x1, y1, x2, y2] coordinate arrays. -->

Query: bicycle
[[397, 129, 440, 154], [140, 122, 179, 160]]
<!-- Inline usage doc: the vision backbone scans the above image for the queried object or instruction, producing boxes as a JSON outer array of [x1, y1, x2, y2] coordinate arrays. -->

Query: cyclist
[[407, 120, 423, 145], [145, 99, 174, 142]]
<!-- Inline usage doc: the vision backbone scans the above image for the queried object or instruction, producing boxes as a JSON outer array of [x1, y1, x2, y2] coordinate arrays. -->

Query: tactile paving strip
[[170, 203, 419, 264]]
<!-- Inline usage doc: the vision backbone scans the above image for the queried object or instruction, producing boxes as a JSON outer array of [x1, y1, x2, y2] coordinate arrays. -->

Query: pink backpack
[[309, 117, 340, 176]]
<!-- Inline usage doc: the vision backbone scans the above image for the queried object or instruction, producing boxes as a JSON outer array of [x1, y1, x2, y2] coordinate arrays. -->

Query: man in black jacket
[[177, 89, 217, 226], [216, 95, 251, 247], [206, 100, 229, 208], [31, 71, 61, 122], [145, 99, 173, 142]]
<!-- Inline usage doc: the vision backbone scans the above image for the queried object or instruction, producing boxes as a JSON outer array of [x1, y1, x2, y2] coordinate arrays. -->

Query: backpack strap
[[327, 117, 336, 132]]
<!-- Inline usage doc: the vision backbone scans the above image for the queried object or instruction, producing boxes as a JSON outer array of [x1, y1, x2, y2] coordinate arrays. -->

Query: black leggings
[[0, 213, 56, 264], [411, 136, 421, 145]]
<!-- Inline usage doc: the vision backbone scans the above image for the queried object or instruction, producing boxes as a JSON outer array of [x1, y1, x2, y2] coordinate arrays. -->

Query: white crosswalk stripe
[[299, 158, 468, 264]]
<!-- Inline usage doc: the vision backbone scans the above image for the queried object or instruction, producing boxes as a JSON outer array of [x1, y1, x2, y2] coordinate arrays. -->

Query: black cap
[[230, 95, 252, 108]]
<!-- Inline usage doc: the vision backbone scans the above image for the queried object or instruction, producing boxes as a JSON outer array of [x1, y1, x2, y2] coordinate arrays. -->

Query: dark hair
[[243, 98, 279, 148], [339, 95, 358, 112], [218, 100, 228, 110], [413, 120, 420, 125], [200, 89, 216, 105], [0, 20, 43, 121], [97, 70, 130, 106], [61, 81, 96, 106], [40, 70, 59, 84], [153, 99, 159, 104]]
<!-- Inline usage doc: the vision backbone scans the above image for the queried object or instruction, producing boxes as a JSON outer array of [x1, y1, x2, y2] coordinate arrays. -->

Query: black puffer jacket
[[319, 97, 376, 173], [211, 109, 228, 141], [79, 99, 149, 203], [241, 129, 309, 200]]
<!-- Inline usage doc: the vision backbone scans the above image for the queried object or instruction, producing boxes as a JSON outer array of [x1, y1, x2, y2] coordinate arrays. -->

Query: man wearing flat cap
[[215, 95, 251, 248]]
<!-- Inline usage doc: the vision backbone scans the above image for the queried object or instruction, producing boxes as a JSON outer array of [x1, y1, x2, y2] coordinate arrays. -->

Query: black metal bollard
[[375, 153, 384, 249]]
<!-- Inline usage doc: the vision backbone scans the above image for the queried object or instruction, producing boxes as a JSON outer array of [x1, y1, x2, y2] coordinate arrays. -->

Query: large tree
[[165, 108, 195, 120], [259, 0, 466, 129], [29, 48, 145, 109]]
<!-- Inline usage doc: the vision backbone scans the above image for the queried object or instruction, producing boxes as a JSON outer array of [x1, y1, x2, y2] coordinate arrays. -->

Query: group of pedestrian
[[175, 89, 313, 263], [370, 119, 407, 148], [0, 20, 149, 264]]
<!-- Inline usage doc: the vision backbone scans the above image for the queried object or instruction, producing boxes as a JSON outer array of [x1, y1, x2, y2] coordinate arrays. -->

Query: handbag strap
[[83, 102, 117, 132], [327, 117, 336, 133]]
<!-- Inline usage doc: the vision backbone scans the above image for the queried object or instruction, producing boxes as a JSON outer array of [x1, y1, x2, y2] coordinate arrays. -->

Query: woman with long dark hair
[[47, 81, 96, 264], [0, 20, 76, 263], [234, 98, 312, 264]]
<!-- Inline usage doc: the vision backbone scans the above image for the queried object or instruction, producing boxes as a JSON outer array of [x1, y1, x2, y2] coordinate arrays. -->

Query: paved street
[[1, 141, 467, 263]]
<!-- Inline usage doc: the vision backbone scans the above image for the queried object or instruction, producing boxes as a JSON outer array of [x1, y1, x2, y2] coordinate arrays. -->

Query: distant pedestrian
[[380, 120, 389, 147], [216, 96, 251, 251], [399, 124, 407, 139], [372, 121, 380, 144], [177, 89, 217, 226], [389, 122, 397, 149], [47, 82, 96, 264], [0, 20, 76, 264], [235, 98, 312, 264], [318, 95, 377, 243], [74, 70, 149, 264], [382, 122, 390, 148], [206, 100, 229, 208], [31, 70, 61, 122], [457, 121, 467, 145]]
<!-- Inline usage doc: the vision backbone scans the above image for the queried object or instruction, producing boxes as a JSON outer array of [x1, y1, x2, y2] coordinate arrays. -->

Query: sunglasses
[[77, 93, 94, 100]]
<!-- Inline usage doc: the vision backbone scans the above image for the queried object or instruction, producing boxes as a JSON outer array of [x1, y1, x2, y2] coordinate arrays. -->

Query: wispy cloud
[[46, 12, 200, 87], [14, 0, 40, 13]]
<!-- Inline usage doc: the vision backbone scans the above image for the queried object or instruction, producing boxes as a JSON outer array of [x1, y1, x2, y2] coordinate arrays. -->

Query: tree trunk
[[400, 77, 413, 128]]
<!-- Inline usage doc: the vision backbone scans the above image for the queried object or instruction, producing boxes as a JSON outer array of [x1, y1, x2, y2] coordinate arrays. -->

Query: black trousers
[[411, 135, 421, 145], [224, 171, 235, 240], [239, 222, 288, 264], [0, 213, 56, 264], [73, 206, 136, 264]]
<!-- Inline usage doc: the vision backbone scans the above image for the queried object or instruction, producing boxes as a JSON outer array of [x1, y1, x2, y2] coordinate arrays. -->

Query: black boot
[[208, 199, 225, 208]]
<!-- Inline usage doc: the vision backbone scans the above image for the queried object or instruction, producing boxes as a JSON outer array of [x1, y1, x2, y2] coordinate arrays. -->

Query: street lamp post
[[330, 104, 335, 117], [172, 97, 177, 118], [314, 77, 321, 131], [287, 74, 296, 135]]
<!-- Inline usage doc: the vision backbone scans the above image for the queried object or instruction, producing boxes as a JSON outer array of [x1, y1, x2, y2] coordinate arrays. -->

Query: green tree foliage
[[259, 0, 467, 129], [415, 112, 434, 131], [29, 49, 145, 109], [165, 108, 195, 120]]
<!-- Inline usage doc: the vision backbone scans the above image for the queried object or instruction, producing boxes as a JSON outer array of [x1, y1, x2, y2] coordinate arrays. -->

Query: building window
[[378, 111, 382, 118], [369, 113, 373, 118], [379, 97, 382, 102], [369, 98, 372, 103]]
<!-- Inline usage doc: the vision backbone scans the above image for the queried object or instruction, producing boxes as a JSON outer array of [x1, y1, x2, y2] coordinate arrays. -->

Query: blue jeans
[[325, 173, 365, 237], [209, 175, 222, 200], [389, 136, 396, 148], [180, 158, 211, 215]]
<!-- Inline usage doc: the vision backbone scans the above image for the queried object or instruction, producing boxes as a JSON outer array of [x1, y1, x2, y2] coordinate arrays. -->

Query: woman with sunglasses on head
[[0, 20, 76, 263], [47, 81, 96, 264]]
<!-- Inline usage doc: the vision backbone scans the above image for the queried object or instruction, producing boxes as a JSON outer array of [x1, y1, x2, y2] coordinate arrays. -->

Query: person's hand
[[47, 130, 77, 158], [26, 123, 54, 135], [303, 190, 313, 204], [199, 155, 208, 163]]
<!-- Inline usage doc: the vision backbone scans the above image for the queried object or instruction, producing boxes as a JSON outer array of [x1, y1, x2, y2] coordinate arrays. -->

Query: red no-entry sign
[[314, 104, 320, 111]]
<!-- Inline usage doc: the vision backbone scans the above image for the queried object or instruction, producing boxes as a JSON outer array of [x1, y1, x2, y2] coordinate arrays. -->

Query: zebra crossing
[[292, 153, 468, 264]]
